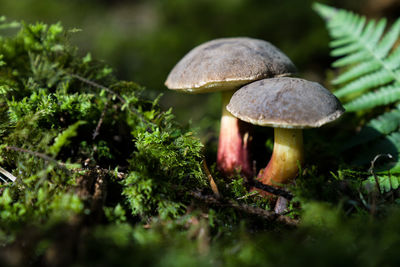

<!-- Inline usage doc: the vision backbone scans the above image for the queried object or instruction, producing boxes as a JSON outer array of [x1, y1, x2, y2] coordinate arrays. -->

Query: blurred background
[[1, 0, 399, 157]]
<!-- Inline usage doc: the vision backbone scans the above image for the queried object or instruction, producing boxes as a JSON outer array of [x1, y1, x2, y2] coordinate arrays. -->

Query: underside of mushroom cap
[[227, 77, 345, 128], [165, 37, 296, 93]]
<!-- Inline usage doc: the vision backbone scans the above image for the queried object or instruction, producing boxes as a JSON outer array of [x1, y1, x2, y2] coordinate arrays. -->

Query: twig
[[368, 153, 393, 194], [69, 73, 126, 104], [202, 160, 220, 198], [85, 167, 296, 223], [92, 99, 109, 140], [252, 181, 294, 200], [2, 144, 296, 224], [0, 150, 298, 225], [236, 191, 258, 200], [5, 146, 69, 171], [190, 191, 298, 226], [74, 167, 297, 225], [73, 167, 126, 180]]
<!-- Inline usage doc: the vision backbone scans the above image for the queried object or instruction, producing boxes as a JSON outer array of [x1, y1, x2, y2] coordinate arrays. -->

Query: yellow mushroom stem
[[258, 128, 303, 185], [217, 91, 253, 178]]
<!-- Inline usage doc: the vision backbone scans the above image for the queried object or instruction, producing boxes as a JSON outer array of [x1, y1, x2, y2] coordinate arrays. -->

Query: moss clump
[[0, 19, 209, 243]]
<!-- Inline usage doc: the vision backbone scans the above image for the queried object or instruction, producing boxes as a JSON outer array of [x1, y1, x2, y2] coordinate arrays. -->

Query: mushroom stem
[[217, 91, 253, 178], [258, 128, 303, 185]]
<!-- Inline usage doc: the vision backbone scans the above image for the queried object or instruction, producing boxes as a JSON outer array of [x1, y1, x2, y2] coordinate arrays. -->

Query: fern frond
[[376, 18, 400, 58], [331, 18, 400, 85], [342, 106, 400, 149], [334, 69, 394, 98], [330, 37, 353, 48], [368, 105, 400, 135], [344, 85, 400, 111], [316, 3, 400, 174], [363, 175, 400, 193], [332, 50, 371, 68], [314, 3, 400, 110], [385, 46, 400, 69], [332, 61, 380, 85]]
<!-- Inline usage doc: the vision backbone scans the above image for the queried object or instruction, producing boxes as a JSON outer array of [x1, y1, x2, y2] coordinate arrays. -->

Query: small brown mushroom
[[227, 77, 345, 185], [165, 37, 296, 178]]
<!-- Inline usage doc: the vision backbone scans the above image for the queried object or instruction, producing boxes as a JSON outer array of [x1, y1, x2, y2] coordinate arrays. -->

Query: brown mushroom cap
[[165, 37, 296, 93], [227, 77, 345, 128]]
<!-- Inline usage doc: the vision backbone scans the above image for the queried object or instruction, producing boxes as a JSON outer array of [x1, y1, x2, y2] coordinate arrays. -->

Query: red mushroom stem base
[[217, 91, 253, 178], [258, 128, 303, 185]]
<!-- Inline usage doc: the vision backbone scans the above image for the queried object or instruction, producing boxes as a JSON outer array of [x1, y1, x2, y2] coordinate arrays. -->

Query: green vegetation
[[1, 3, 400, 266], [314, 3, 400, 185]]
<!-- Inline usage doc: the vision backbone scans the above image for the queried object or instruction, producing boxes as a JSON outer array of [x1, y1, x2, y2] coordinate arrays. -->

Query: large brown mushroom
[[165, 37, 296, 178], [227, 77, 344, 185]]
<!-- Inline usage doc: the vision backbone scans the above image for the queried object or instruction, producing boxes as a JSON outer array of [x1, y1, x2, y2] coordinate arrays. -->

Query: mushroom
[[227, 77, 344, 185], [165, 37, 296, 178]]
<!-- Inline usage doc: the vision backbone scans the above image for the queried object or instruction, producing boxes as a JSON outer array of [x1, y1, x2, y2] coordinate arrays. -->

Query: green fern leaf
[[331, 43, 361, 57], [316, 3, 400, 176], [314, 3, 400, 110], [333, 19, 400, 85], [342, 105, 400, 149], [313, 3, 337, 20], [330, 37, 354, 48], [368, 105, 400, 135], [365, 19, 386, 47], [385, 46, 400, 69], [373, 18, 387, 39], [332, 61, 380, 85], [343, 85, 400, 111], [363, 175, 400, 193], [376, 18, 400, 58], [334, 70, 394, 98], [332, 51, 370, 68]]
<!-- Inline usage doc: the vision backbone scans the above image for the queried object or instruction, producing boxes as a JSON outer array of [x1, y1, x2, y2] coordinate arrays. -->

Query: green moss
[[0, 19, 208, 236]]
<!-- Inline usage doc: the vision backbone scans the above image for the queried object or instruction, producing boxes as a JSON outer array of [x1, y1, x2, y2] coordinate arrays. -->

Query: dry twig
[[202, 160, 220, 198], [5, 146, 69, 171], [190, 191, 299, 226], [252, 180, 293, 200], [92, 98, 109, 140], [368, 153, 393, 194]]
